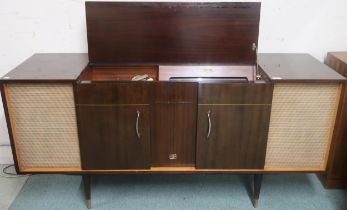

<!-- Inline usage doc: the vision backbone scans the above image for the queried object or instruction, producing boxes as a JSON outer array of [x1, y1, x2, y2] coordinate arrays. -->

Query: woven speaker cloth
[[7, 84, 81, 169], [265, 83, 340, 169]]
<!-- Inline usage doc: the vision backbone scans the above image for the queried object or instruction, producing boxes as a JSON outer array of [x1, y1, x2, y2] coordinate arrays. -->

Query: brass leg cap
[[86, 199, 91, 209], [253, 199, 259, 208]]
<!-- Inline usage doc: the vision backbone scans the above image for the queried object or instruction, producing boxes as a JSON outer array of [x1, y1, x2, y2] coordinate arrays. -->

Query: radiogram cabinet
[[1, 2, 346, 209]]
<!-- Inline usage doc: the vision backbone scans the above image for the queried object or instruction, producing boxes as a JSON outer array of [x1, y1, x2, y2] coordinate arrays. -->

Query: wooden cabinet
[[76, 82, 151, 170], [76, 81, 198, 169], [75, 81, 274, 170], [2, 2, 347, 208], [77, 105, 150, 170], [196, 83, 273, 169], [196, 105, 271, 169]]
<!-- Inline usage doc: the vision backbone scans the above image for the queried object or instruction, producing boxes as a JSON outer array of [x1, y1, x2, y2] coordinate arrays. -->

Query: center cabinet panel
[[151, 82, 198, 167], [76, 83, 151, 170], [196, 83, 273, 169]]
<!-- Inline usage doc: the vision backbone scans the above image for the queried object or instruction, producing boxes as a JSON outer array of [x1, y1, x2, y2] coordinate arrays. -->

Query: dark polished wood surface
[[151, 82, 197, 166], [2, 53, 344, 84], [151, 102, 170, 166], [320, 52, 347, 188], [0, 54, 89, 82], [86, 2, 260, 64], [196, 83, 273, 169], [153, 82, 198, 102], [258, 53, 346, 83], [75, 82, 152, 104], [198, 83, 273, 104], [82, 174, 91, 208], [77, 105, 150, 169], [196, 105, 271, 169], [253, 174, 263, 207]]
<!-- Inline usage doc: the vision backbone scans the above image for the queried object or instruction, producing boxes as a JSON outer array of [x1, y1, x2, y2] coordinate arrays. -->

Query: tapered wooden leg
[[253, 174, 263, 208], [82, 174, 91, 209]]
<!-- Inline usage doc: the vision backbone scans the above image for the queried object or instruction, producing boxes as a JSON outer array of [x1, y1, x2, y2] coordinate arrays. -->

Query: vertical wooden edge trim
[[72, 82, 83, 170], [324, 54, 347, 177], [322, 84, 342, 170], [325, 84, 346, 173], [261, 84, 274, 169], [155, 65, 159, 81], [0, 84, 22, 173], [193, 86, 198, 167], [324, 53, 333, 69], [262, 104, 273, 170]]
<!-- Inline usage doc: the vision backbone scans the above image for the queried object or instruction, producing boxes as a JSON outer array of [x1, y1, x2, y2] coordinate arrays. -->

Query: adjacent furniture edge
[[318, 173, 347, 189], [258, 53, 347, 83], [319, 52, 347, 188], [0, 53, 89, 82]]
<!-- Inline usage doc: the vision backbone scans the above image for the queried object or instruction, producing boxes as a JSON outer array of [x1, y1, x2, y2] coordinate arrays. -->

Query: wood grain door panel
[[77, 105, 150, 169], [196, 105, 271, 169], [169, 103, 196, 166], [151, 102, 170, 166], [151, 102, 196, 166], [151, 82, 197, 166], [75, 82, 151, 104]]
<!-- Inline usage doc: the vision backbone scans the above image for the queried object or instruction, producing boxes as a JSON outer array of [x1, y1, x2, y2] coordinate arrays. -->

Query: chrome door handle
[[207, 110, 211, 139], [136, 110, 141, 139]]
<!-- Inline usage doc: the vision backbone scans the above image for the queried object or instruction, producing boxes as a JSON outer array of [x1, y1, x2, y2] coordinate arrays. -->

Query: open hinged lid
[[86, 2, 261, 65]]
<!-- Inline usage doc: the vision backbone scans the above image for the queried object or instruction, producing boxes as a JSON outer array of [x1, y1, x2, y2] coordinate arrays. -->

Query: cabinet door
[[151, 103, 196, 166], [196, 105, 271, 169], [77, 105, 150, 169], [196, 83, 273, 169]]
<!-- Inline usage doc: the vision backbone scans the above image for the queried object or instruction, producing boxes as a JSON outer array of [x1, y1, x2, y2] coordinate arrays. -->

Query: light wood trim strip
[[322, 84, 342, 169], [198, 104, 271, 106], [154, 101, 193, 104], [3, 84, 23, 171], [21, 167, 325, 174], [76, 104, 150, 106]]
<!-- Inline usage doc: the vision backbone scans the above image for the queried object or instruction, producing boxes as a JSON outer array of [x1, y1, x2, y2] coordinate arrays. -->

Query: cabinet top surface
[[2, 53, 345, 83], [258, 53, 346, 83], [1, 54, 89, 82]]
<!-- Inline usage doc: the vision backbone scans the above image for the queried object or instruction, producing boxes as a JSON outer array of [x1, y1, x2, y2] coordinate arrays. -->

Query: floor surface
[[0, 165, 28, 210], [6, 173, 347, 210], [0, 146, 14, 164]]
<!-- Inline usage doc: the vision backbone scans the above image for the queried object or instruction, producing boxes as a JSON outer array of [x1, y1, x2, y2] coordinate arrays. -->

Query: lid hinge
[[252, 43, 261, 80]]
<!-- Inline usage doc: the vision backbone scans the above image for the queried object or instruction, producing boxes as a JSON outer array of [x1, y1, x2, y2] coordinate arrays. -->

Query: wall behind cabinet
[[1, 0, 347, 163]]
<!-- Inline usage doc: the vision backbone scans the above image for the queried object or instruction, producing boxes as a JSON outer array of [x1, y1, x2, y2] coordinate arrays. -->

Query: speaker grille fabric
[[6, 84, 81, 170], [265, 83, 340, 169]]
